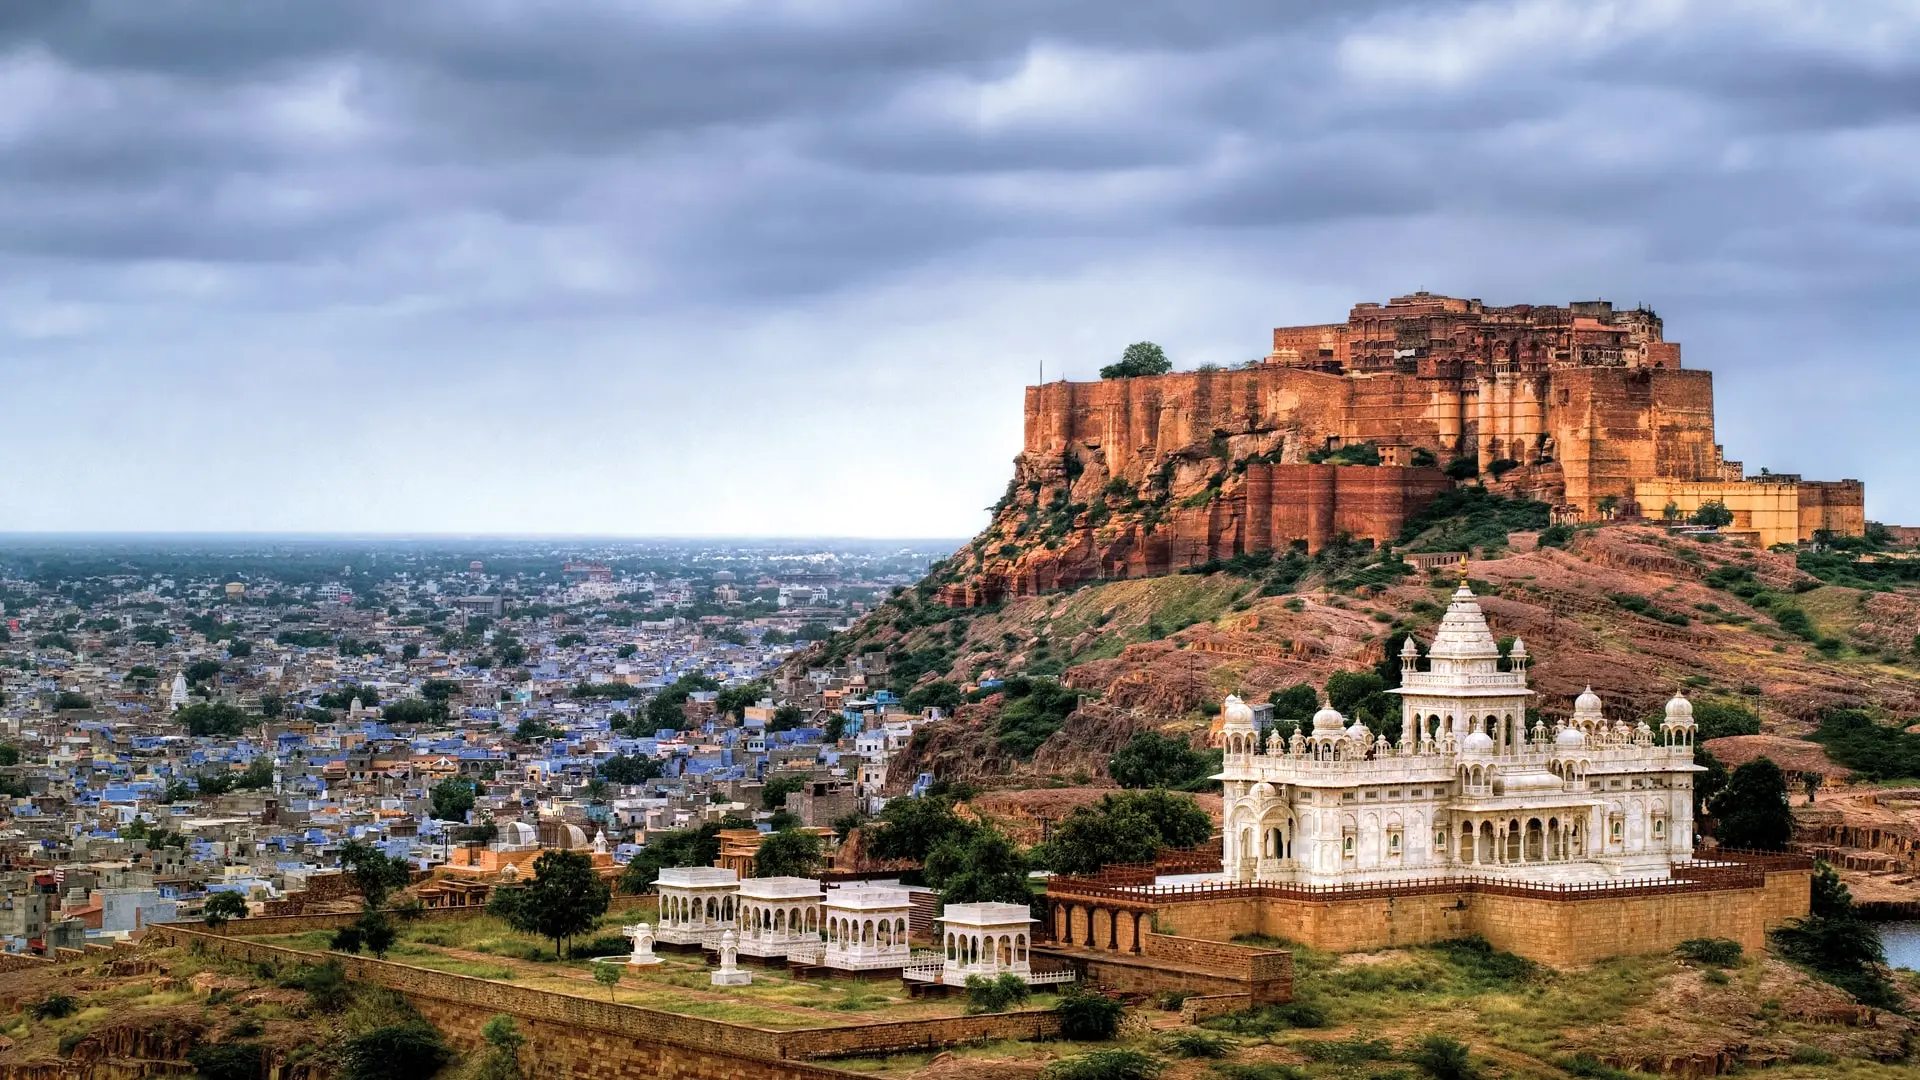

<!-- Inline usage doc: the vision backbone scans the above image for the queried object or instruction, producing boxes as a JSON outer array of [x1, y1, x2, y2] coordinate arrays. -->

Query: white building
[[821, 886, 913, 971], [734, 877, 823, 959], [1218, 581, 1700, 887], [655, 867, 740, 945]]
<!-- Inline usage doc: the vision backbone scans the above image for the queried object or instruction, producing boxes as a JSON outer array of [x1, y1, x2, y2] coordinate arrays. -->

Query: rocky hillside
[[801, 522, 1920, 794]]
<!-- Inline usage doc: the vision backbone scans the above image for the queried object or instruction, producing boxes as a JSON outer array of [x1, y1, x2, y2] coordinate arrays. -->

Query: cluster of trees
[[863, 793, 1034, 909], [599, 754, 663, 785], [1037, 790, 1212, 876], [995, 676, 1080, 757], [178, 702, 251, 737]]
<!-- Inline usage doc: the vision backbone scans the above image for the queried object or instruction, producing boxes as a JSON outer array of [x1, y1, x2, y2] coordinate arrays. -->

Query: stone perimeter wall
[[1145, 868, 1810, 967], [151, 923, 1064, 1079]]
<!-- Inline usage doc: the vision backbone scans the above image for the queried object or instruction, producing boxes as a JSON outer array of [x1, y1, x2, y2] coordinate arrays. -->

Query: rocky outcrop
[[939, 368, 1461, 607]]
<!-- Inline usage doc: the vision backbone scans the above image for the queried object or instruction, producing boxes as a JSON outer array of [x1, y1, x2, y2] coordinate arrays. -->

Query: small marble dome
[[1346, 719, 1370, 742], [1251, 781, 1276, 799], [1312, 705, 1347, 735], [1664, 692, 1695, 724], [1509, 638, 1528, 660], [1400, 636, 1419, 657], [1462, 729, 1496, 755], [1555, 724, 1588, 748], [1221, 694, 1256, 729], [1573, 685, 1604, 718]]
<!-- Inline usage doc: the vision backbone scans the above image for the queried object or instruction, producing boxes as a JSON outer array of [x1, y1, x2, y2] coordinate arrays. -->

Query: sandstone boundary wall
[[150, 924, 1064, 1078]]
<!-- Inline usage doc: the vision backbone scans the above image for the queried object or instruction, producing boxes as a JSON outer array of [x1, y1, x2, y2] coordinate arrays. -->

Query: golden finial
[[1458, 554, 1469, 588]]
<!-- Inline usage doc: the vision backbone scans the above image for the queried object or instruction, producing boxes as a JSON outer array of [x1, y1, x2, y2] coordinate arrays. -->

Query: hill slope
[[799, 523, 1920, 793]]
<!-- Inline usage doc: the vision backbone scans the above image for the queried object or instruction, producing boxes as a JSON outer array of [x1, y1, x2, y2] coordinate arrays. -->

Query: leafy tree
[[925, 827, 1030, 908], [1269, 683, 1320, 721], [515, 718, 561, 742], [186, 1042, 265, 1080], [864, 795, 974, 864], [1692, 500, 1735, 528], [995, 677, 1079, 758], [768, 705, 807, 732], [600, 754, 662, 785], [383, 698, 448, 725], [338, 837, 412, 907], [1691, 699, 1761, 741], [1711, 757, 1794, 851], [475, 1016, 525, 1080], [1662, 499, 1683, 522], [616, 644, 637, 659], [340, 1024, 452, 1080], [1771, 862, 1897, 1006], [619, 823, 723, 892], [714, 679, 771, 718], [1099, 341, 1172, 380], [202, 891, 248, 928], [184, 659, 223, 685], [964, 972, 1031, 1015], [903, 681, 965, 715], [1054, 984, 1126, 1040], [53, 690, 90, 710], [646, 671, 721, 730], [489, 849, 610, 958], [429, 777, 476, 822], [1107, 731, 1217, 790], [753, 829, 823, 878], [1040, 790, 1211, 876], [592, 962, 623, 1000], [0, 745, 18, 768], [178, 702, 248, 737], [761, 773, 808, 811], [257, 692, 283, 718]]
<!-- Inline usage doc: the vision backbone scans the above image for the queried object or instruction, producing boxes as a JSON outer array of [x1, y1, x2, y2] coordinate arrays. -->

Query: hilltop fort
[[940, 293, 1865, 606]]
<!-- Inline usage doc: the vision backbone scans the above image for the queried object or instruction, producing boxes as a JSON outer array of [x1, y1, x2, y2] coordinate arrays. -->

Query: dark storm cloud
[[1, 0, 1917, 532]]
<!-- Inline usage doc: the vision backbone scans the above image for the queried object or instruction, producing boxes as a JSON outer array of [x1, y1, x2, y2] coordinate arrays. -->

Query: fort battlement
[[940, 294, 1866, 606]]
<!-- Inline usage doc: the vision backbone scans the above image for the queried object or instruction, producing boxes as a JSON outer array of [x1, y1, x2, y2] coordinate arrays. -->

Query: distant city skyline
[[4, 2, 1918, 535]]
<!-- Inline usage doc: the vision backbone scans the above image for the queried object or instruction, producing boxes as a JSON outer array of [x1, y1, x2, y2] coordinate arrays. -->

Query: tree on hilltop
[[1100, 342, 1172, 380]]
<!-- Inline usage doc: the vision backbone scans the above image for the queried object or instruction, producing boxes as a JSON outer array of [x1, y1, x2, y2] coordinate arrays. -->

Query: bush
[[31, 993, 78, 1020], [963, 973, 1032, 1015], [1557, 1055, 1634, 1080], [1536, 524, 1574, 548], [1199, 1001, 1327, 1034], [1054, 985, 1126, 1041], [1296, 1037, 1394, 1064], [1429, 936, 1536, 985], [284, 960, 353, 1013], [1674, 938, 1743, 967], [340, 1024, 452, 1080], [1405, 1034, 1478, 1080], [187, 1042, 265, 1080], [1159, 1030, 1230, 1058], [1041, 1049, 1163, 1080]]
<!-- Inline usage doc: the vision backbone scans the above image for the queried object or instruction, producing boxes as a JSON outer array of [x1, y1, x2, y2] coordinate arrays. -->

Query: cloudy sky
[[2, 0, 1917, 537]]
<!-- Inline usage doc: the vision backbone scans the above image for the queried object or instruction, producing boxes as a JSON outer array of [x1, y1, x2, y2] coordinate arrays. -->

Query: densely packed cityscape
[[0, 537, 954, 948]]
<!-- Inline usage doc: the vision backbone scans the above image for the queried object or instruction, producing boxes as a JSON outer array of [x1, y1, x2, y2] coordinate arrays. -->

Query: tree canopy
[[488, 849, 610, 958], [429, 777, 476, 822], [753, 829, 823, 878], [600, 754, 662, 785], [1099, 341, 1172, 380], [761, 773, 808, 811], [1107, 731, 1218, 790], [1039, 790, 1213, 876], [925, 826, 1031, 909], [1711, 757, 1794, 851], [178, 701, 249, 738]]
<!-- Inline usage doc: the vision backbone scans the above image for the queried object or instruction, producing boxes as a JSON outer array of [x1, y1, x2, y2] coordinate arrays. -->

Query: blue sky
[[2, 1, 1917, 536]]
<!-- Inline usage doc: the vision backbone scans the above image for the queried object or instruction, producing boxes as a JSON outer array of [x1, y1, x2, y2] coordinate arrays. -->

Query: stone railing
[[901, 950, 946, 983]]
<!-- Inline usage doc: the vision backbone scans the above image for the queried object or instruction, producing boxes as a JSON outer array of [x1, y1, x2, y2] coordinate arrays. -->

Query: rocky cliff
[[935, 368, 1463, 607]]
